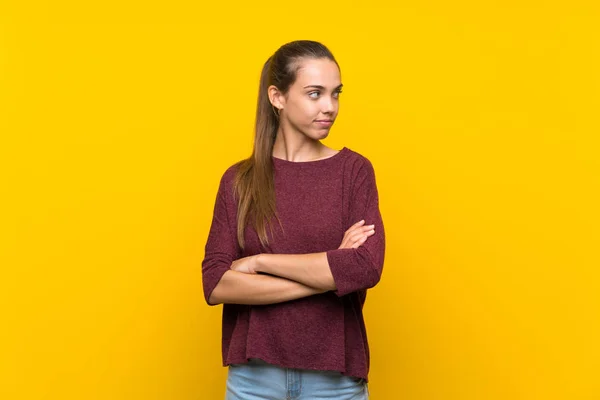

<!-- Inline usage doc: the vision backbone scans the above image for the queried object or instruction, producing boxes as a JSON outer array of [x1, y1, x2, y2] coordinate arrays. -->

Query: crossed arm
[[207, 254, 330, 305], [208, 252, 336, 305]]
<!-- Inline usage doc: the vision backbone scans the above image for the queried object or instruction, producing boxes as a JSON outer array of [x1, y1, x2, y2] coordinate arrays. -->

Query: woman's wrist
[[254, 253, 268, 274]]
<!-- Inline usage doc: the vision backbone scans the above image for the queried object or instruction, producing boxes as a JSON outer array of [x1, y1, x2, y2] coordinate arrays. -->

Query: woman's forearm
[[255, 253, 337, 291], [208, 270, 327, 305]]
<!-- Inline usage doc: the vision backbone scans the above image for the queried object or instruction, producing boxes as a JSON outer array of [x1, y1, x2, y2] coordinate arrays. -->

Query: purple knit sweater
[[201, 146, 386, 381]]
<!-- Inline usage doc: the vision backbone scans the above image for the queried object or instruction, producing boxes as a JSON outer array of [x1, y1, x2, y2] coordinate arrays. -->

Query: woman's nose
[[322, 98, 335, 113]]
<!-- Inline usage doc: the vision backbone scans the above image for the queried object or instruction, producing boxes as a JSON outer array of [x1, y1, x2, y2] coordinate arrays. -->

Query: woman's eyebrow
[[303, 84, 344, 90]]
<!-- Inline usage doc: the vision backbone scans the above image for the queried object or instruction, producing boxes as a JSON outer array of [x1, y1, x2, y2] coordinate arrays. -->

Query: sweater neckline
[[271, 147, 349, 166]]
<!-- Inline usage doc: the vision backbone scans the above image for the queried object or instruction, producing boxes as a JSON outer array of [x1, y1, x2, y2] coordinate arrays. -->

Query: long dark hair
[[233, 40, 339, 250]]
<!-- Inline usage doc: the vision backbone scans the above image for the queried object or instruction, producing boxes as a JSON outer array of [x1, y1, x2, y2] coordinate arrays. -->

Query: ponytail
[[233, 56, 282, 250]]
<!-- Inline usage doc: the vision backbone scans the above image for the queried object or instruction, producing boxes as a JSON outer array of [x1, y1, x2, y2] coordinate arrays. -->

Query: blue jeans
[[225, 358, 369, 399]]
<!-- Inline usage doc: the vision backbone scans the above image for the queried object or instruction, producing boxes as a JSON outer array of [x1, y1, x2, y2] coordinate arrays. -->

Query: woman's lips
[[315, 120, 333, 127]]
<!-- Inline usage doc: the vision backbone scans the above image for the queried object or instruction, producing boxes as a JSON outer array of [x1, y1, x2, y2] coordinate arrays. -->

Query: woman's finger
[[345, 219, 365, 233], [349, 231, 363, 243], [347, 224, 374, 236], [349, 229, 374, 246], [339, 222, 374, 249], [350, 228, 374, 242], [345, 224, 371, 240], [351, 235, 368, 248]]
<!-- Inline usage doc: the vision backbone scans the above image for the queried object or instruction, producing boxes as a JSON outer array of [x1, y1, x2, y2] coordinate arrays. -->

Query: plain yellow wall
[[1, 1, 599, 399]]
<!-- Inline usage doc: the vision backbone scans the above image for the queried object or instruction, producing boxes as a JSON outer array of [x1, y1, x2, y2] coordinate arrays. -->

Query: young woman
[[202, 40, 385, 400]]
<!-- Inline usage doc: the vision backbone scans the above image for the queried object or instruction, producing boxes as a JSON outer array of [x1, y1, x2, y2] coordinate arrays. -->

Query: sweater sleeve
[[325, 158, 386, 297], [201, 169, 240, 305]]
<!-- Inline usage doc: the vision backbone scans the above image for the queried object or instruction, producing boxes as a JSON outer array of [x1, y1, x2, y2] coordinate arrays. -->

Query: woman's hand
[[230, 254, 260, 274], [338, 219, 375, 249]]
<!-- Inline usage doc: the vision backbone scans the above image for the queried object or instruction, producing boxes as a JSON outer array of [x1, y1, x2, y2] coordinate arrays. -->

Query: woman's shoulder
[[218, 159, 246, 183], [341, 147, 377, 175], [210, 161, 244, 200], [344, 147, 372, 163]]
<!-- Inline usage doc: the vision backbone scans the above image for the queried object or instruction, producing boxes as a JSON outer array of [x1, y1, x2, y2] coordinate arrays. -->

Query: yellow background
[[1, 1, 599, 399]]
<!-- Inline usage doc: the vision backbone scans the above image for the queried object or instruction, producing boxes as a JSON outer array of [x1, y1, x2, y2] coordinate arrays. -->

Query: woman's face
[[277, 58, 342, 141]]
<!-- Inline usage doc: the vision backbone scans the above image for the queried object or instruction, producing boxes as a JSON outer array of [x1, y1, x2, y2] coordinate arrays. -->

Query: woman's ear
[[268, 85, 284, 110]]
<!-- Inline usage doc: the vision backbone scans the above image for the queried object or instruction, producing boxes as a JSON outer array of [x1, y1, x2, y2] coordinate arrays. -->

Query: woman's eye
[[308, 90, 342, 99]]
